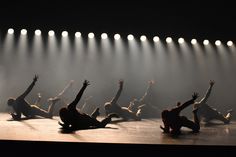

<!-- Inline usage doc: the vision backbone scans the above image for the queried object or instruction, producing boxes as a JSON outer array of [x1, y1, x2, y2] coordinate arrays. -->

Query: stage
[[0, 113, 236, 155], [0, 113, 236, 146]]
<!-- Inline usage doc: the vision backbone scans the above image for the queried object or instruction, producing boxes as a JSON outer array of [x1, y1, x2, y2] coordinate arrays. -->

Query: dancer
[[34, 80, 74, 107], [194, 80, 233, 124], [128, 80, 159, 118], [104, 80, 141, 121], [160, 92, 200, 136], [7, 75, 60, 120], [59, 80, 118, 131]]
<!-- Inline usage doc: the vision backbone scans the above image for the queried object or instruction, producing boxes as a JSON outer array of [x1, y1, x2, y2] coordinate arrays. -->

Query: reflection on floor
[[0, 113, 235, 146]]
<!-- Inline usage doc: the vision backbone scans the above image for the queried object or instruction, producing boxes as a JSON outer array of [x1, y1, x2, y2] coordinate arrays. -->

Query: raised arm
[[19, 75, 38, 99], [110, 80, 123, 104], [68, 80, 90, 111], [139, 80, 155, 103], [199, 80, 214, 104], [175, 92, 199, 112], [57, 80, 74, 97]]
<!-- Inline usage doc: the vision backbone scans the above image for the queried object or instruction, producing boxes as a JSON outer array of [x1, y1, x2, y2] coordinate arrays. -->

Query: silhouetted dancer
[[128, 80, 159, 118], [160, 92, 200, 136], [34, 80, 74, 107], [7, 75, 60, 120], [194, 80, 233, 124], [104, 80, 141, 121], [59, 80, 118, 131]]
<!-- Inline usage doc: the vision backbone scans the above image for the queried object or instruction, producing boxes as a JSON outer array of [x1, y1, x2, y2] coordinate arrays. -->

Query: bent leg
[[30, 105, 52, 118], [90, 108, 100, 119], [181, 116, 200, 133]]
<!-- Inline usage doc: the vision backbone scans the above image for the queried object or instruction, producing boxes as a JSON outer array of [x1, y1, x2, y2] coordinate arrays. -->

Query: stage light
[[153, 36, 160, 42], [75, 32, 81, 38], [88, 32, 94, 38], [8, 28, 14, 34], [227, 41, 233, 46], [48, 30, 55, 36], [215, 40, 221, 46], [203, 40, 209, 45], [191, 39, 197, 45], [166, 37, 172, 43], [101, 33, 108, 39], [140, 35, 147, 41], [178, 38, 184, 44], [127, 34, 134, 41], [114, 34, 120, 40], [35, 29, 41, 36], [21, 29, 27, 35], [62, 31, 68, 37]]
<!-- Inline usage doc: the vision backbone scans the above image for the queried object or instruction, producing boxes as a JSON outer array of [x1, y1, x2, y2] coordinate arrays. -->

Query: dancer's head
[[7, 98, 15, 106], [176, 101, 181, 107]]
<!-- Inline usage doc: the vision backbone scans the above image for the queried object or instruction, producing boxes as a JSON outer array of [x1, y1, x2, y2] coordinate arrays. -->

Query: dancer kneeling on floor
[[59, 80, 118, 131], [160, 92, 200, 136]]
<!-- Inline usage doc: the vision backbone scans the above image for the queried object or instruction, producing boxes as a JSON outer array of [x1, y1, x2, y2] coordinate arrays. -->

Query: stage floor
[[0, 113, 236, 146]]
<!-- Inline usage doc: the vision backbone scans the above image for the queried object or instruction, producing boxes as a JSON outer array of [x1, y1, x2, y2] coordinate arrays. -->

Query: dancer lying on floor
[[194, 80, 233, 124], [34, 80, 74, 107], [160, 92, 200, 136], [7, 75, 60, 120], [59, 80, 118, 131], [128, 80, 159, 118], [104, 80, 141, 121]]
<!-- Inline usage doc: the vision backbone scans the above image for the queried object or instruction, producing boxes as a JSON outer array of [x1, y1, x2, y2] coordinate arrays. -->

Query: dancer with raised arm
[[7, 75, 60, 120], [59, 80, 118, 131], [128, 80, 159, 118], [104, 80, 141, 121], [160, 92, 200, 136], [194, 80, 233, 124]]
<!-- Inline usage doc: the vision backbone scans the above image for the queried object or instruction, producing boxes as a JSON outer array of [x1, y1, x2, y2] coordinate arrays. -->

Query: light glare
[[191, 39, 197, 45], [35, 29, 41, 36], [227, 41, 233, 46], [8, 28, 14, 34], [48, 30, 55, 36], [215, 40, 221, 46], [101, 33, 108, 39], [203, 40, 209, 45], [178, 38, 184, 44], [88, 32, 95, 38], [114, 34, 120, 40], [62, 31, 68, 37], [166, 37, 172, 43], [75, 32, 81, 38], [21, 29, 27, 35], [127, 34, 134, 41], [140, 35, 147, 41], [153, 36, 160, 42]]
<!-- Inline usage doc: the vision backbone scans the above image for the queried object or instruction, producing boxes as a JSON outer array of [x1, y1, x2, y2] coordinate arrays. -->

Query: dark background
[[0, 1, 235, 41]]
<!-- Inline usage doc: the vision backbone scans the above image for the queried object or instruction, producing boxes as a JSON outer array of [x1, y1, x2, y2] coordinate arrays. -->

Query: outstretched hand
[[210, 80, 215, 86], [83, 80, 90, 87], [33, 75, 38, 82], [192, 92, 199, 100]]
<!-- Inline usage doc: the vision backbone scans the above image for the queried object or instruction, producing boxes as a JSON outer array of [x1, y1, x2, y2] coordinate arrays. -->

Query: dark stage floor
[[0, 113, 236, 145]]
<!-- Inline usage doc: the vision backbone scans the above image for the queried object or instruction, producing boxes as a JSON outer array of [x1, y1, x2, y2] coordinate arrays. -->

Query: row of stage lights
[[7, 28, 234, 47]]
